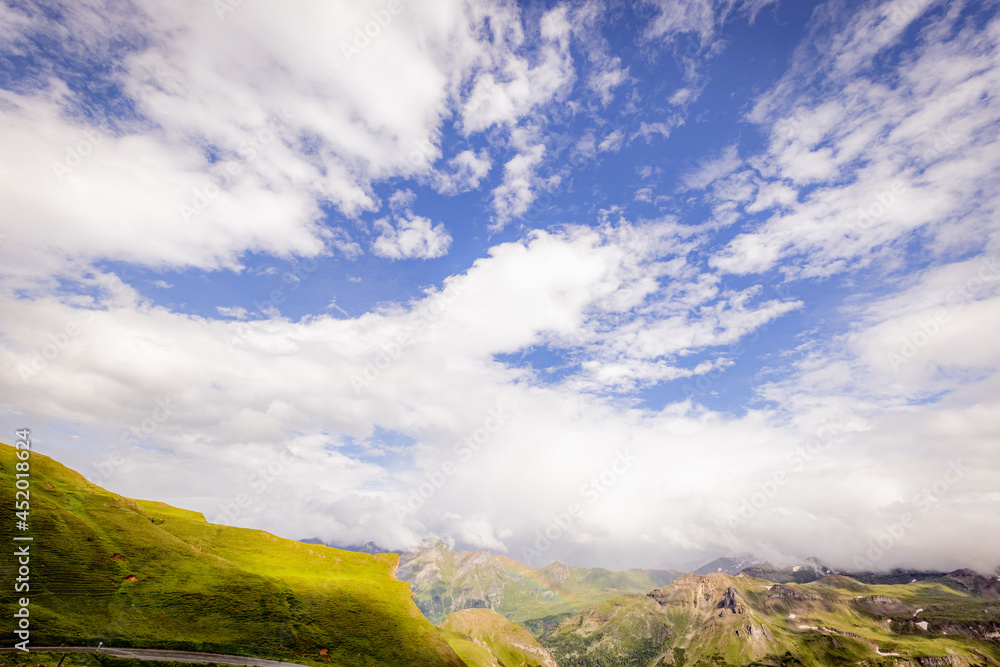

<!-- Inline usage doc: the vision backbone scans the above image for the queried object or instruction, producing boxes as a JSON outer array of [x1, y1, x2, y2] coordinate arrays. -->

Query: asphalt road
[[2, 646, 313, 667]]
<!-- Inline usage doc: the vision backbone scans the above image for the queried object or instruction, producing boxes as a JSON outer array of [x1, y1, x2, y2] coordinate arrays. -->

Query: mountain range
[[4, 441, 999, 667], [541, 572, 1000, 666], [693, 556, 771, 577], [396, 537, 680, 633]]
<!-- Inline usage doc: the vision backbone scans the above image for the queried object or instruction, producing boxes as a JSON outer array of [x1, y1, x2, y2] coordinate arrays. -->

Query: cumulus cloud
[[373, 215, 453, 260], [433, 149, 493, 195], [490, 129, 548, 229], [0, 220, 803, 555], [4, 217, 1000, 570], [0, 0, 576, 283], [459, 5, 575, 134]]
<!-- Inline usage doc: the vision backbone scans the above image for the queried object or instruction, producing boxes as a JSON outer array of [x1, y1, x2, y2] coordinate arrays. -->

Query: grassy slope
[[0, 443, 464, 667], [542, 572, 1000, 666], [438, 609, 558, 667], [541, 594, 675, 666]]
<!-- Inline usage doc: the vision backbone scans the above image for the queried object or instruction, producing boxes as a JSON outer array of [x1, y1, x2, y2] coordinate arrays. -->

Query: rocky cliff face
[[647, 573, 741, 611], [719, 586, 745, 614]]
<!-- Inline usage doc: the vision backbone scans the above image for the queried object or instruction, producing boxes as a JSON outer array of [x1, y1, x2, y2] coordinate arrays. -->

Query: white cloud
[[459, 5, 575, 134], [642, 0, 718, 43], [372, 215, 452, 261], [3, 214, 1000, 570], [0, 0, 577, 283], [668, 85, 702, 106], [573, 127, 625, 162], [433, 149, 493, 195], [598, 129, 625, 152], [217, 306, 249, 319], [0, 88, 330, 280], [640, 0, 779, 105], [566, 1, 630, 106], [372, 194, 453, 261], [712, 3, 1000, 278], [388, 189, 418, 213], [634, 118, 682, 143], [731, 246, 1000, 572], [0, 220, 803, 556], [490, 130, 547, 229], [681, 144, 742, 191], [587, 60, 629, 106], [642, 0, 779, 43]]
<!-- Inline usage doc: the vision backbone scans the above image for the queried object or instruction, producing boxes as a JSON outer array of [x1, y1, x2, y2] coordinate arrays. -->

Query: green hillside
[[0, 442, 463, 667], [438, 608, 558, 667], [541, 573, 1000, 666], [398, 538, 679, 632]]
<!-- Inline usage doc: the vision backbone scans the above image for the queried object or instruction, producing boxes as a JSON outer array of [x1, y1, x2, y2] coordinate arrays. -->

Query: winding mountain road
[[3, 647, 312, 667]]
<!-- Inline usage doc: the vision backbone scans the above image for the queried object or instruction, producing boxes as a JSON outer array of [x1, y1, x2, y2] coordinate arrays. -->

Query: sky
[[1, 0, 999, 574]]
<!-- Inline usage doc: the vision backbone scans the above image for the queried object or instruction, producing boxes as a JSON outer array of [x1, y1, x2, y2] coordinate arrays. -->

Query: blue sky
[[2, 0, 999, 572]]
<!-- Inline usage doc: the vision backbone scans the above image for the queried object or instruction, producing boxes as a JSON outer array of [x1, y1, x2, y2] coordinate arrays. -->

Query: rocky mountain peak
[[947, 568, 1000, 599], [719, 586, 746, 614], [418, 537, 454, 552], [538, 560, 570, 584]]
